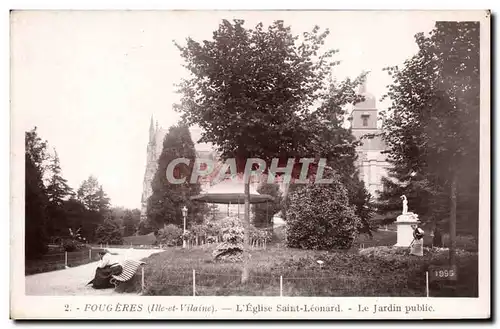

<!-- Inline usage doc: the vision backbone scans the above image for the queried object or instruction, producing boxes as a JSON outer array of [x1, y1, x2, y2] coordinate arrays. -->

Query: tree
[[252, 183, 282, 228], [137, 219, 155, 236], [286, 175, 360, 250], [380, 22, 480, 266], [147, 124, 206, 230], [25, 128, 50, 259], [95, 217, 124, 245], [62, 197, 88, 236], [45, 149, 73, 237], [315, 79, 376, 236], [376, 161, 448, 228], [122, 209, 138, 237], [76, 176, 111, 241], [175, 19, 365, 281], [76, 176, 101, 212], [344, 176, 377, 236]]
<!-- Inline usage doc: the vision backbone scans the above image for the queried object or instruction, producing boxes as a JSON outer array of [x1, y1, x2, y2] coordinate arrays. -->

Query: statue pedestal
[[394, 213, 420, 247]]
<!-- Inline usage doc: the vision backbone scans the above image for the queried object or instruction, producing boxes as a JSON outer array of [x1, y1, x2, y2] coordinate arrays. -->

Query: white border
[[6, 6, 492, 322]]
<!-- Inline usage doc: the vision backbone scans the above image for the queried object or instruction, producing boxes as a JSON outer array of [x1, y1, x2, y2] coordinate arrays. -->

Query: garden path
[[25, 248, 161, 296]]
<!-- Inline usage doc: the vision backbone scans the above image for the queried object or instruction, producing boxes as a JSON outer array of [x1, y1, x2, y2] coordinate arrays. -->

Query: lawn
[[120, 239, 478, 298]]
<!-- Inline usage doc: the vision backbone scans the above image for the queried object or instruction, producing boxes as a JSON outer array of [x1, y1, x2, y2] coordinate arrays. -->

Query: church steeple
[[149, 115, 155, 143]]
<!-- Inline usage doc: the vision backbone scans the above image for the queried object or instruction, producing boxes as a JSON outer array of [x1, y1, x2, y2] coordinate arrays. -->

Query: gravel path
[[25, 248, 162, 296]]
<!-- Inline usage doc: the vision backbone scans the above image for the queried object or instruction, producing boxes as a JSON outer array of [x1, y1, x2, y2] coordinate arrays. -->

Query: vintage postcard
[[10, 9, 490, 320]]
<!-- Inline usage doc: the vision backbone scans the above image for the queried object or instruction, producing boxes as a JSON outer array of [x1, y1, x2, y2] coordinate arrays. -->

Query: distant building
[[349, 81, 391, 199]]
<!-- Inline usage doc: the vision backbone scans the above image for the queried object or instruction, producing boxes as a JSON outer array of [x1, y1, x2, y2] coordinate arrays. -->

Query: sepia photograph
[[9, 9, 490, 319]]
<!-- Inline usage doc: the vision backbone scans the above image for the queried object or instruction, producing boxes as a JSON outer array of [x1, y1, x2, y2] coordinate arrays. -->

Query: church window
[[362, 116, 369, 127]]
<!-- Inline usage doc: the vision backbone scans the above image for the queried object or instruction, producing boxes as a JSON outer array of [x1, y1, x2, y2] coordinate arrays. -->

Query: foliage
[[122, 209, 141, 237], [75, 176, 111, 241], [157, 224, 183, 246], [212, 216, 245, 261], [217, 216, 244, 243], [45, 149, 74, 237], [137, 219, 155, 235], [95, 217, 124, 245], [286, 177, 360, 250], [147, 124, 207, 231], [25, 127, 50, 259], [252, 183, 282, 228], [77, 176, 109, 212], [342, 174, 377, 236], [175, 19, 347, 166], [379, 22, 480, 244]]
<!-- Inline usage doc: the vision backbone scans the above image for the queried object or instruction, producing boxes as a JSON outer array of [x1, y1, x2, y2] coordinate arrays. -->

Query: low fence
[[90, 241, 270, 250], [25, 247, 104, 275], [138, 268, 441, 297]]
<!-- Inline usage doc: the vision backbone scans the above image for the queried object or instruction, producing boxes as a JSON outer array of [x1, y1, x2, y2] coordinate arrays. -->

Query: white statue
[[401, 195, 408, 214]]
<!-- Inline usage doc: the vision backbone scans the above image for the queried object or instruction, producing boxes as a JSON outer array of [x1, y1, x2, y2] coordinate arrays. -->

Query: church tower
[[140, 115, 162, 221], [139, 117, 218, 224], [349, 79, 390, 199]]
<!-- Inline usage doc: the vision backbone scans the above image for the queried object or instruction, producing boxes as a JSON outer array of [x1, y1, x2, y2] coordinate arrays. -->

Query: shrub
[[217, 216, 244, 242], [285, 181, 360, 250], [95, 218, 124, 245], [440, 234, 478, 252], [62, 238, 85, 252], [213, 216, 244, 262], [157, 224, 183, 246]]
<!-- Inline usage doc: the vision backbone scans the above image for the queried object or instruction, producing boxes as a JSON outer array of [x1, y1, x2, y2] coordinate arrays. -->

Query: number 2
[[65, 304, 70, 312]]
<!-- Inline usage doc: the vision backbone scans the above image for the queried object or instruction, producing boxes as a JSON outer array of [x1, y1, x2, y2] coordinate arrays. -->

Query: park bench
[[110, 259, 146, 288]]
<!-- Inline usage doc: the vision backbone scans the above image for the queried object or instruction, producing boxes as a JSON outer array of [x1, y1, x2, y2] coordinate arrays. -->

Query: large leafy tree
[[380, 22, 480, 265], [147, 124, 206, 230], [25, 127, 50, 259], [175, 19, 365, 281]]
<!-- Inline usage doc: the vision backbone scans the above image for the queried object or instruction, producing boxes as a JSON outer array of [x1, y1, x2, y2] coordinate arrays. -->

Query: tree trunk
[[241, 182, 251, 283], [449, 170, 457, 266], [280, 182, 291, 243], [282, 183, 290, 221]]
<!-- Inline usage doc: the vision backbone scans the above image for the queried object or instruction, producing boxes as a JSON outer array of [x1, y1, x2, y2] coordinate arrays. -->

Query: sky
[[11, 10, 445, 209]]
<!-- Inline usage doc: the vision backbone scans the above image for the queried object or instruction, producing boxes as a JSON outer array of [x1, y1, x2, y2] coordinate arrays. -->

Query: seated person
[[87, 250, 123, 289]]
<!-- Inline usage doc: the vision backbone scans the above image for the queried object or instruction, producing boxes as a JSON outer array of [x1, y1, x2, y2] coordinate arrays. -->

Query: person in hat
[[87, 249, 123, 289], [410, 225, 425, 256]]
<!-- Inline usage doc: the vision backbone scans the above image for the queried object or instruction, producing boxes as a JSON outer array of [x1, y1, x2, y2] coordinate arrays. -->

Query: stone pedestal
[[394, 212, 420, 247]]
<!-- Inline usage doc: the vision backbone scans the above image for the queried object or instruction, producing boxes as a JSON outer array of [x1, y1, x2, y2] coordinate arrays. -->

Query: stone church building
[[349, 82, 391, 199]]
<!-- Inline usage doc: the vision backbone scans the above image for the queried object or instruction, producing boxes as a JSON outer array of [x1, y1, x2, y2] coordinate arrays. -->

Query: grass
[[25, 247, 105, 275], [118, 239, 478, 297]]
